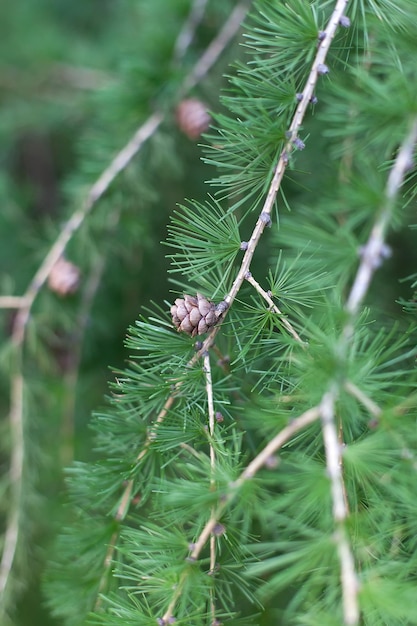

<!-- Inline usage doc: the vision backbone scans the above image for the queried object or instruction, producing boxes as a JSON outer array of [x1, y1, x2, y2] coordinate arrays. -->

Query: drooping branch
[[316, 116, 417, 626], [189, 406, 320, 561], [139, 404, 320, 622], [223, 0, 350, 308]]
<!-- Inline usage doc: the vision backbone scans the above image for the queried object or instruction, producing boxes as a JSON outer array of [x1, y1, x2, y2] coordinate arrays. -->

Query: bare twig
[[244, 271, 306, 346], [320, 389, 359, 625], [346, 117, 417, 316], [344, 380, 382, 419], [0, 297, 30, 309], [190, 0, 350, 364], [11, 111, 164, 347], [189, 405, 320, 560], [0, 371, 23, 602], [0, 112, 164, 607], [317, 117, 417, 626], [174, 0, 209, 63], [204, 353, 217, 623], [182, 0, 251, 93], [160, 353, 218, 624], [223, 0, 350, 309], [204, 353, 216, 475]]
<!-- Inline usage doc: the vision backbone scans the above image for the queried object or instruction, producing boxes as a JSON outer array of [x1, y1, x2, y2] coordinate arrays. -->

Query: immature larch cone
[[171, 293, 226, 337], [175, 98, 211, 139], [48, 257, 80, 296]]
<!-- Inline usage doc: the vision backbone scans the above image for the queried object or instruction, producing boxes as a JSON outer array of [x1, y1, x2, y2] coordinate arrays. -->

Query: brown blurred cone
[[175, 98, 211, 139], [171, 293, 226, 337], [48, 257, 80, 296]]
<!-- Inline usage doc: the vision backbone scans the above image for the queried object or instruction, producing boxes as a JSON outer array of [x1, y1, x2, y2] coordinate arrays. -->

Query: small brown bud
[[48, 257, 80, 296], [176, 98, 211, 139]]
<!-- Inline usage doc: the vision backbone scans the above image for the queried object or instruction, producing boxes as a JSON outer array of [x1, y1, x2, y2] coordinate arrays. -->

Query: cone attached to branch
[[171, 293, 228, 337]]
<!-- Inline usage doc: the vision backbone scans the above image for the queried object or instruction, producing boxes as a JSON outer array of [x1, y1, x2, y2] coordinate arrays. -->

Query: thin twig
[[91, 7, 251, 603], [223, 0, 350, 309], [189, 405, 320, 560], [0, 297, 30, 309], [317, 115, 417, 626], [62, 205, 123, 465], [244, 271, 306, 346], [204, 353, 217, 623], [182, 0, 251, 94], [174, 0, 209, 63], [160, 353, 218, 624], [344, 381, 382, 419], [0, 371, 23, 602], [0, 112, 164, 608], [11, 112, 164, 348], [94, 391, 178, 606], [161, 569, 188, 624], [204, 353, 216, 476], [190, 0, 350, 363], [346, 117, 417, 316], [320, 389, 359, 625], [184, 4, 353, 573]]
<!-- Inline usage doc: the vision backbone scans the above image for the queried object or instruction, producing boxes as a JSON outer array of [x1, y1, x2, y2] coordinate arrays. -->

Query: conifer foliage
[[47, 0, 417, 624], [2, 0, 417, 625]]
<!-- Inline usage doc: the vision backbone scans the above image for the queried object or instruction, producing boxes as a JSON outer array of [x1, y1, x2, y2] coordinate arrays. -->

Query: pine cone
[[171, 293, 226, 337], [48, 257, 80, 296], [175, 98, 211, 140]]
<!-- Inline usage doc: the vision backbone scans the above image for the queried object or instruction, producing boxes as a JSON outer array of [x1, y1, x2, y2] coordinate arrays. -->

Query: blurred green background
[[0, 1, 240, 624]]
